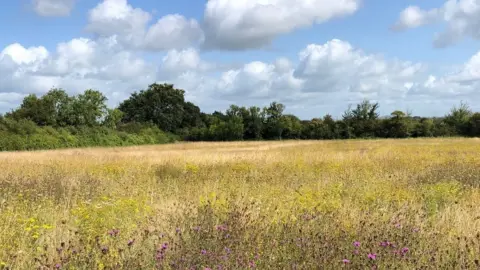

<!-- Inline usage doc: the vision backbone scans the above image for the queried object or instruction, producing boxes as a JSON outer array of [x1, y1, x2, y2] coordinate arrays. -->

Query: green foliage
[[1, 83, 480, 151]]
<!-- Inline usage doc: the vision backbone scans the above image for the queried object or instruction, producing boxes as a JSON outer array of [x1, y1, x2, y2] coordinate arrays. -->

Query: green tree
[[71, 89, 108, 126], [103, 109, 124, 129], [342, 100, 380, 138], [119, 83, 186, 132], [263, 102, 286, 140], [467, 112, 480, 137], [444, 102, 472, 135]]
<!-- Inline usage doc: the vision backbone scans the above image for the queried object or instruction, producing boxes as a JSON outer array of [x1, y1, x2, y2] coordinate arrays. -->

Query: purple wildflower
[[216, 224, 228, 231], [353, 249, 359, 255], [368, 253, 377, 260], [342, 259, 350, 264], [401, 247, 409, 255], [249, 261, 256, 268], [108, 229, 119, 237], [55, 264, 61, 269], [353, 241, 361, 247], [225, 247, 231, 254], [161, 243, 168, 250], [201, 249, 207, 255], [128, 239, 135, 247], [175, 228, 181, 234]]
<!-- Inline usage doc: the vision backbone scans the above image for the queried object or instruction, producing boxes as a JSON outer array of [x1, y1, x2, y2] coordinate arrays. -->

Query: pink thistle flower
[[215, 224, 228, 231], [353, 241, 361, 247], [368, 253, 377, 260], [342, 259, 350, 264], [201, 249, 207, 255]]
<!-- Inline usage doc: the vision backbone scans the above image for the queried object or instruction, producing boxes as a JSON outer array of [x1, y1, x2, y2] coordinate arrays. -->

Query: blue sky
[[1, 0, 480, 118]]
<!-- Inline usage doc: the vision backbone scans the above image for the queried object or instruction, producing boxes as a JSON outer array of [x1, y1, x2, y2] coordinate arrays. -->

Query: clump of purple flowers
[[215, 224, 228, 231], [108, 229, 119, 237], [127, 239, 135, 247], [156, 243, 169, 265]]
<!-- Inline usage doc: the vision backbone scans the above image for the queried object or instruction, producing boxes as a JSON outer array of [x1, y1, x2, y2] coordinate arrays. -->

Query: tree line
[[1, 83, 479, 150]]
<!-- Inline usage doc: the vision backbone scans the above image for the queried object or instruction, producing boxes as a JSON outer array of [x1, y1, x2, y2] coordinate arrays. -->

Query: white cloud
[[86, 0, 203, 50], [33, 0, 75, 17], [0, 43, 49, 66], [393, 0, 480, 47], [2, 35, 480, 117], [0, 37, 155, 108], [202, 0, 361, 50], [391, 6, 440, 31], [293, 39, 423, 98], [144, 15, 204, 50]]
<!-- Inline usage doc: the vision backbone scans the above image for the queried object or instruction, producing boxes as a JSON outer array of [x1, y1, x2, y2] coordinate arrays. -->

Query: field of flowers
[[0, 138, 479, 269]]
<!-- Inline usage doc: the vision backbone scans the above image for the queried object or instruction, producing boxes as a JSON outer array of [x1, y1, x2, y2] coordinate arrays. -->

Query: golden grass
[[0, 138, 479, 269]]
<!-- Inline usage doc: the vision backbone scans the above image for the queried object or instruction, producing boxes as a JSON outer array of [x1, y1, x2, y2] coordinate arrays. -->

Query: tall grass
[[0, 139, 479, 269]]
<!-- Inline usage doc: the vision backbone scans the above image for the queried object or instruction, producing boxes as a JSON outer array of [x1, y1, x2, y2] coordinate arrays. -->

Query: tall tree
[[262, 102, 286, 139], [444, 102, 472, 135], [119, 83, 186, 132]]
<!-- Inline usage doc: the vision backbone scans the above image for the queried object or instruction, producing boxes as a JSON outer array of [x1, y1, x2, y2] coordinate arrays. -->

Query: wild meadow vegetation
[[1, 139, 479, 269]]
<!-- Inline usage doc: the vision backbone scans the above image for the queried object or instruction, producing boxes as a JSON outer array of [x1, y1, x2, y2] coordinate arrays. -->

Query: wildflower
[[161, 243, 168, 250], [395, 223, 401, 228], [368, 253, 377, 260], [401, 247, 409, 255], [353, 250, 359, 255], [225, 247, 231, 254], [380, 241, 393, 247], [201, 249, 207, 255], [216, 224, 228, 231], [55, 263, 61, 269], [342, 259, 350, 264], [101, 246, 109, 254], [204, 268, 212, 270], [353, 241, 361, 247], [176, 228, 181, 234], [128, 239, 135, 247], [108, 229, 119, 237], [249, 261, 256, 268], [413, 228, 420, 232]]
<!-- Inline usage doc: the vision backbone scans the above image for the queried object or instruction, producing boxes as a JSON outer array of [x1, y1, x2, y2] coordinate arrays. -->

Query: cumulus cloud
[[0, 37, 156, 109], [86, 0, 203, 50], [211, 39, 423, 105], [391, 6, 440, 31], [144, 15, 204, 50], [202, 0, 361, 50], [409, 50, 480, 99], [2, 35, 480, 117], [32, 0, 75, 17], [393, 0, 480, 47]]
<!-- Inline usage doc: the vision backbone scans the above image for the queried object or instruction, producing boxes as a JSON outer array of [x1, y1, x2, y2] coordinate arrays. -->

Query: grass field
[[1, 139, 480, 269]]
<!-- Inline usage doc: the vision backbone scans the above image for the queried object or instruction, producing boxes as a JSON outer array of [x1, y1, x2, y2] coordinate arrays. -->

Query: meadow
[[0, 138, 479, 269]]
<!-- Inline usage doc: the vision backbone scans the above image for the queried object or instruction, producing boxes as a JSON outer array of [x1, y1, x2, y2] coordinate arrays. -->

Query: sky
[[1, 0, 480, 119]]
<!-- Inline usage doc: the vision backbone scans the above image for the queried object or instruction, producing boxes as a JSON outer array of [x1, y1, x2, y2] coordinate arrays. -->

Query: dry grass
[[0, 138, 480, 269]]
